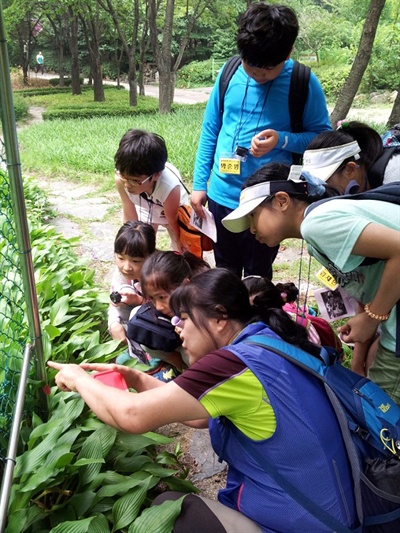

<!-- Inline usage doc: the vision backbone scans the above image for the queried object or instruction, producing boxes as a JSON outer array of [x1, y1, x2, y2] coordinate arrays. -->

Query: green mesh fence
[[0, 138, 34, 463]]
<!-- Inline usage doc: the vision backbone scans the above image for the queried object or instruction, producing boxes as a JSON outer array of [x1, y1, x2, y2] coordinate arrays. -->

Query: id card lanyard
[[219, 78, 273, 175]]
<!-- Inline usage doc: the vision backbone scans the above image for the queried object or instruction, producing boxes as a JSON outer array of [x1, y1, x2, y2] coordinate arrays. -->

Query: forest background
[[3, 0, 400, 124]]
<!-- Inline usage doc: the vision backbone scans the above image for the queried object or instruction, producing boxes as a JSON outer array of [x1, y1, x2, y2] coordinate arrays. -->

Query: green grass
[[18, 104, 205, 188]]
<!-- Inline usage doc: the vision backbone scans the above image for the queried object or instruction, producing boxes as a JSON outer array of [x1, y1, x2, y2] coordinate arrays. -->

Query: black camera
[[110, 291, 122, 304], [235, 145, 249, 161]]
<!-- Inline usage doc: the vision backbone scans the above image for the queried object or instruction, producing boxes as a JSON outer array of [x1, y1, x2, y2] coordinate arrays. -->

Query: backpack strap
[[218, 57, 310, 160], [305, 182, 400, 217], [219, 55, 241, 115], [289, 61, 310, 164], [289, 61, 310, 133], [238, 334, 356, 533], [234, 430, 356, 533], [368, 147, 399, 189]]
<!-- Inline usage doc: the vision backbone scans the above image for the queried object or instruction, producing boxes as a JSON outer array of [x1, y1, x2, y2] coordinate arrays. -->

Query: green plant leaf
[[143, 463, 176, 478], [78, 426, 116, 486], [164, 476, 200, 493], [15, 425, 64, 477], [73, 458, 105, 467], [128, 496, 185, 533], [88, 514, 110, 533], [97, 473, 153, 499], [114, 433, 167, 451], [19, 464, 61, 492], [112, 480, 150, 531], [5, 505, 46, 533], [49, 516, 95, 533], [83, 340, 122, 361], [66, 491, 97, 519], [49, 295, 71, 326], [45, 323, 62, 340]]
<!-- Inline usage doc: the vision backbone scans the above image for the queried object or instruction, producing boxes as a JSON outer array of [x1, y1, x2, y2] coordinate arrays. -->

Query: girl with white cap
[[302, 121, 399, 193], [222, 163, 400, 403]]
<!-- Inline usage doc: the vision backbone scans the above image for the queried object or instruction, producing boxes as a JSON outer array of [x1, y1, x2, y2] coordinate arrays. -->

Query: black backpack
[[127, 303, 182, 352], [218, 56, 311, 165], [368, 146, 400, 189]]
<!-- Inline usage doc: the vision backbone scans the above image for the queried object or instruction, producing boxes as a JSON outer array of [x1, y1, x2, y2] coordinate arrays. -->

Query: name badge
[[219, 153, 241, 175], [316, 267, 339, 290]]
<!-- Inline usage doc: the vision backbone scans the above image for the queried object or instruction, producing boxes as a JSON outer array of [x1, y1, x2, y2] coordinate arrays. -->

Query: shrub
[[13, 94, 30, 121], [48, 77, 84, 87], [312, 64, 351, 101], [177, 59, 215, 87]]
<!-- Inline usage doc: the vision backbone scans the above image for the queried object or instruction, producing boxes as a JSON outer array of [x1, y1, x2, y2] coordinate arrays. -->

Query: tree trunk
[[47, 15, 66, 87], [330, 0, 386, 128], [98, 0, 138, 106], [81, 9, 105, 103], [387, 85, 400, 128], [68, 11, 81, 95]]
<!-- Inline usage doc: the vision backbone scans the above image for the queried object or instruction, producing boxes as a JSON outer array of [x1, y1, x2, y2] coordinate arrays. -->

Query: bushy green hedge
[[48, 77, 84, 87], [13, 94, 30, 121], [177, 59, 216, 87], [14, 87, 93, 97], [42, 106, 160, 121]]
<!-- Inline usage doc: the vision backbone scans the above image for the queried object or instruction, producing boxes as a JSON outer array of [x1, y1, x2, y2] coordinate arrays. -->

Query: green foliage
[[48, 78, 84, 87], [18, 86, 161, 121], [43, 106, 159, 121], [12, 93, 29, 121], [6, 392, 194, 532], [312, 64, 352, 101], [360, 22, 400, 92], [177, 60, 216, 87], [14, 87, 93, 97]]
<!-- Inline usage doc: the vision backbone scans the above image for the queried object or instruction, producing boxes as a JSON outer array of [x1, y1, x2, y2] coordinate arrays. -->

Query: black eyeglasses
[[118, 172, 154, 187]]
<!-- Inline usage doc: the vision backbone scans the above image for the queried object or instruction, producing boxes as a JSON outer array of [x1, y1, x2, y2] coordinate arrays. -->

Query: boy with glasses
[[115, 129, 189, 251]]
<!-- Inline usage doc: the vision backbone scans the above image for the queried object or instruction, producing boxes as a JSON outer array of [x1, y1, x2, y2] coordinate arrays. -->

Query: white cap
[[302, 141, 361, 182], [222, 182, 277, 233]]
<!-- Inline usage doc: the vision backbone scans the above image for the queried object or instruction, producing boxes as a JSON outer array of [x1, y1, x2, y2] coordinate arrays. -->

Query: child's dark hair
[[140, 251, 210, 297], [170, 269, 319, 357], [237, 4, 298, 68], [114, 129, 168, 177], [306, 122, 384, 173], [114, 221, 156, 258], [243, 276, 299, 308], [244, 162, 337, 204]]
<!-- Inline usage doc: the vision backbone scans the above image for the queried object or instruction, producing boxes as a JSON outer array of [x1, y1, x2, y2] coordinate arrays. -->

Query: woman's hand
[[337, 313, 380, 345], [47, 361, 91, 392]]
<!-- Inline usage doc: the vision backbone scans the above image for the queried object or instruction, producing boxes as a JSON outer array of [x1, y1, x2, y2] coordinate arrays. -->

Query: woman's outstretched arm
[[47, 361, 209, 434]]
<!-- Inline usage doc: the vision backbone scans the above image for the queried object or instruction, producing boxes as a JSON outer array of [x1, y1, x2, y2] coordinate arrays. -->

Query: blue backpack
[[245, 334, 400, 532]]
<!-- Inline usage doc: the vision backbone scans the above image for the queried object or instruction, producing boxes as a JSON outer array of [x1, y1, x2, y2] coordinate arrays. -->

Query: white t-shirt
[[125, 162, 189, 226]]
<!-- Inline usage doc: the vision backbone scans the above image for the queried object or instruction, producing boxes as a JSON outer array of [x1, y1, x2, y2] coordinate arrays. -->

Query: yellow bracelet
[[364, 302, 390, 322]]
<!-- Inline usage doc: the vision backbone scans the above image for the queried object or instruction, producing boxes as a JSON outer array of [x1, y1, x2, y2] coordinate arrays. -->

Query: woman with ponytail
[[49, 268, 356, 532]]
